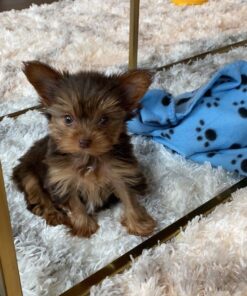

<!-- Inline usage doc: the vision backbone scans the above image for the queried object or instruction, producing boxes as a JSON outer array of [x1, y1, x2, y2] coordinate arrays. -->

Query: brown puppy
[[13, 61, 156, 238]]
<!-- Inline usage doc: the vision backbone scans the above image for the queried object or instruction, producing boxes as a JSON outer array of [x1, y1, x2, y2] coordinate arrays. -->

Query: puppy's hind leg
[[21, 174, 68, 226]]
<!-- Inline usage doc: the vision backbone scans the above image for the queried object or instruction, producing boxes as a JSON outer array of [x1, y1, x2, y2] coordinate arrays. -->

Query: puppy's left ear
[[23, 61, 63, 106], [117, 69, 153, 111]]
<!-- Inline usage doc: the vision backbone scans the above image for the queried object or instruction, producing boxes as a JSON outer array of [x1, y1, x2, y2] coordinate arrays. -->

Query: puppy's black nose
[[79, 139, 92, 149]]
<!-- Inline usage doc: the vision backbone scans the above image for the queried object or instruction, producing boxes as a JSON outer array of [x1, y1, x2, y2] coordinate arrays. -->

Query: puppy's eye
[[64, 115, 74, 125], [98, 116, 108, 126]]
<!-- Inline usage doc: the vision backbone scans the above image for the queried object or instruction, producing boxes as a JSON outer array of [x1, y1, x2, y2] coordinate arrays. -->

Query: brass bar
[[0, 261, 7, 296], [129, 0, 140, 70], [0, 104, 42, 122], [155, 39, 247, 72], [61, 177, 247, 296], [0, 163, 23, 296]]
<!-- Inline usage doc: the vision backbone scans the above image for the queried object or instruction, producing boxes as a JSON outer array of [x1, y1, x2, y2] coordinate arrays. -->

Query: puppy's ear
[[23, 61, 63, 106], [117, 69, 153, 111]]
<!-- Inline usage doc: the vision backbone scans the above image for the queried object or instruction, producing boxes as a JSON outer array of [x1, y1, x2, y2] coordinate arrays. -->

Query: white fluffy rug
[[3, 47, 247, 295], [91, 187, 247, 296], [1, 0, 247, 115]]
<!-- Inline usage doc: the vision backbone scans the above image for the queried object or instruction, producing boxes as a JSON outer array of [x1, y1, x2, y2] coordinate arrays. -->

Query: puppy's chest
[[76, 159, 111, 186], [77, 160, 118, 212], [49, 158, 115, 211]]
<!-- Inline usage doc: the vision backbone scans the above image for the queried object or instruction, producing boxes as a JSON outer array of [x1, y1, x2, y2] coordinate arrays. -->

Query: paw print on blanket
[[200, 87, 220, 109], [236, 85, 247, 92], [195, 119, 217, 148], [201, 97, 220, 108], [232, 100, 247, 118], [161, 129, 174, 140], [230, 154, 247, 174], [161, 95, 171, 106], [229, 143, 242, 149]]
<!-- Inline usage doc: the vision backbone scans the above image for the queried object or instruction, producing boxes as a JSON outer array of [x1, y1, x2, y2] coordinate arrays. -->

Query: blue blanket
[[128, 60, 247, 176]]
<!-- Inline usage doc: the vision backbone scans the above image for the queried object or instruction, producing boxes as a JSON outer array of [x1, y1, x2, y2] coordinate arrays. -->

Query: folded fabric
[[128, 60, 247, 176]]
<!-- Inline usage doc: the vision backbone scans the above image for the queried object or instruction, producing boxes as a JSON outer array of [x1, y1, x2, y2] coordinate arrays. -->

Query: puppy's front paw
[[45, 209, 68, 226], [70, 216, 99, 238], [121, 207, 156, 236], [30, 204, 67, 226]]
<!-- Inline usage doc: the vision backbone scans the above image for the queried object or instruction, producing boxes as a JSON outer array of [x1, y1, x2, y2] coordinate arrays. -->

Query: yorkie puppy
[[13, 61, 156, 237]]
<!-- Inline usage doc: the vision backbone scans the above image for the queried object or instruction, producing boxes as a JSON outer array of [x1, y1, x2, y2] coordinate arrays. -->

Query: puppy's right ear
[[23, 61, 63, 106]]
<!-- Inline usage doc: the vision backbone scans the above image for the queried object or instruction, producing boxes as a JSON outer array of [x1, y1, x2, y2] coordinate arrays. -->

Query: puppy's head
[[23, 61, 152, 156]]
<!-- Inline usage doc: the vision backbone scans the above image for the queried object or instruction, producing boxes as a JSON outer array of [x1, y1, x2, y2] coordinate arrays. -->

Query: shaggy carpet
[[2, 47, 247, 295], [0, 0, 247, 115], [91, 187, 247, 296]]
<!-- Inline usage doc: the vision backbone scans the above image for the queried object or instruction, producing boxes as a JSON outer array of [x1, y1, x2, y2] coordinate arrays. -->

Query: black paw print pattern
[[199, 87, 220, 108], [232, 100, 247, 118], [201, 97, 220, 108], [166, 118, 175, 127], [230, 154, 247, 174], [196, 120, 217, 148], [161, 94, 172, 106], [161, 129, 174, 140], [236, 85, 247, 92], [229, 143, 242, 149]]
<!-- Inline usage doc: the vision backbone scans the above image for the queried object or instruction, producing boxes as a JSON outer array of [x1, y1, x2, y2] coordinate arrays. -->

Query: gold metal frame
[[129, 0, 140, 69], [0, 164, 22, 296]]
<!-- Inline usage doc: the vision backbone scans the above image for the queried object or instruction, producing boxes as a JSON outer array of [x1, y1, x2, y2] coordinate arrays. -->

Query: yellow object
[[172, 0, 208, 5]]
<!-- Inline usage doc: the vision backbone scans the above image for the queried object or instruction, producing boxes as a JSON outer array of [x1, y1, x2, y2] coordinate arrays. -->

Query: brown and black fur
[[12, 61, 156, 237]]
